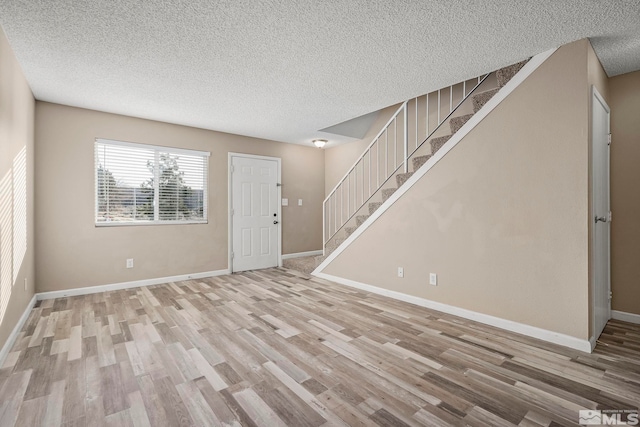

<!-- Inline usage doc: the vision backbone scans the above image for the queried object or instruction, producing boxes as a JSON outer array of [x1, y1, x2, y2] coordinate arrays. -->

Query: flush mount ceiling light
[[312, 139, 327, 148]]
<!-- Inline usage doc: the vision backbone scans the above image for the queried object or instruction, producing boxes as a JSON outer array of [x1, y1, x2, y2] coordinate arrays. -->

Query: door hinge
[[231, 252, 234, 259], [608, 211, 612, 223], [231, 165, 235, 173], [609, 291, 613, 300], [231, 208, 234, 216], [607, 134, 611, 146]]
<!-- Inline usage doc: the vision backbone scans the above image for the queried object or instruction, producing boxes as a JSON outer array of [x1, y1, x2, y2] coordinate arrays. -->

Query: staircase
[[284, 60, 528, 274]]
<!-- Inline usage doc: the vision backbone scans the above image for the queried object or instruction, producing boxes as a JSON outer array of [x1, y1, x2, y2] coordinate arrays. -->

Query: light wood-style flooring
[[0, 268, 638, 426]]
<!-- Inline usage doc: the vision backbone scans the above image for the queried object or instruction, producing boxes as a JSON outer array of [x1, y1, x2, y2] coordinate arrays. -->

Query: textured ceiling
[[1, 1, 639, 147]]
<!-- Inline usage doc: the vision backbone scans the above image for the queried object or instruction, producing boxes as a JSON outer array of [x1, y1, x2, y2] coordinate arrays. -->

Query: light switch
[[430, 273, 437, 286], [282, 198, 288, 206], [298, 199, 303, 206]]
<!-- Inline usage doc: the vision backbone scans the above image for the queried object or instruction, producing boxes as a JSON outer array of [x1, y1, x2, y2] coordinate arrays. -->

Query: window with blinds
[[95, 139, 209, 225]]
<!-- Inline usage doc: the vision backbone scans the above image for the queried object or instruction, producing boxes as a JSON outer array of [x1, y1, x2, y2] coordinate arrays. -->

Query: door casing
[[591, 85, 611, 343]]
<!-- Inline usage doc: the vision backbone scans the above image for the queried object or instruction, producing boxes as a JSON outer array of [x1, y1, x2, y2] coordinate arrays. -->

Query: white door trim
[[590, 85, 611, 344], [228, 153, 282, 272]]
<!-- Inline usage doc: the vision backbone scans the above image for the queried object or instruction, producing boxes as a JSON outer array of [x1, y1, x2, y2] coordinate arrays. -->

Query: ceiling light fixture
[[312, 139, 327, 148]]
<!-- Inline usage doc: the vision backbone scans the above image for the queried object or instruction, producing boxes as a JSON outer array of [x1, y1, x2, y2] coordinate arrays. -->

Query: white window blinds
[[95, 139, 209, 225]]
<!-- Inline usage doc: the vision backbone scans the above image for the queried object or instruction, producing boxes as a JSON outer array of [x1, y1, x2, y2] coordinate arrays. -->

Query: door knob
[[595, 216, 607, 223], [273, 220, 279, 224]]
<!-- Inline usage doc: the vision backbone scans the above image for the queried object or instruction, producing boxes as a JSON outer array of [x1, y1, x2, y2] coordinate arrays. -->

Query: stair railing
[[323, 73, 491, 251]]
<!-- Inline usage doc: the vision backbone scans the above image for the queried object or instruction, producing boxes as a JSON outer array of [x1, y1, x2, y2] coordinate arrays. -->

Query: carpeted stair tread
[[395, 172, 414, 187], [430, 134, 451, 154], [412, 155, 431, 171], [497, 60, 528, 87], [323, 236, 348, 259], [314, 254, 326, 264], [356, 215, 369, 226], [282, 256, 317, 274], [382, 188, 397, 201], [472, 88, 500, 113], [345, 226, 357, 236], [449, 113, 474, 134], [369, 202, 383, 215], [326, 237, 345, 252]]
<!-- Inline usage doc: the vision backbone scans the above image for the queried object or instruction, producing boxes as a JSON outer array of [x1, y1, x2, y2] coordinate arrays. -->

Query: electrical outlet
[[429, 273, 437, 286], [397, 267, 404, 278], [298, 199, 303, 206], [126, 258, 134, 269]]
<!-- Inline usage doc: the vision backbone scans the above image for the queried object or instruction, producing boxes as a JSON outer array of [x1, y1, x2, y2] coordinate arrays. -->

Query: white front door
[[592, 86, 611, 340], [230, 155, 280, 272]]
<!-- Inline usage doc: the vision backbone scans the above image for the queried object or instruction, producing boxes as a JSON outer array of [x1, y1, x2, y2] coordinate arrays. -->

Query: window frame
[[94, 138, 210, 227]]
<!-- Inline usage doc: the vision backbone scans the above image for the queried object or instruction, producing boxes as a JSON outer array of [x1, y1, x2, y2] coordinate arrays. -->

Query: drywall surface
[[35, 103, 324, 292], [324, 40, 591, 340], [609, 70, 640, 316], [0, 28, 35, 350]]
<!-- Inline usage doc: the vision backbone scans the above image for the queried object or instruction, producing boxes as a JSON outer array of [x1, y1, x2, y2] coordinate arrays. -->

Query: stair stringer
[[312, 47, 557, 276]]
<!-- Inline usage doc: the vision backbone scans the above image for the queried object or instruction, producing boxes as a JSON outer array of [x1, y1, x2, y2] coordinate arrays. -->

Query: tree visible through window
[[95, 139, 209, 224]]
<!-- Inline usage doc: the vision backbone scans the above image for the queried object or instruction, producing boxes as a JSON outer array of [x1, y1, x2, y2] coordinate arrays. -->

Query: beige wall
[[0, 29, 35, 350], [35, 103, 324, 292], [587, 44, 610, 103], [610, 70, 640, 316], [324, 40, 592, 340]]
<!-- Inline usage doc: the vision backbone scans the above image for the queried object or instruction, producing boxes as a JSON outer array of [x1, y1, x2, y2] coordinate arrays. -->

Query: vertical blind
[[95, 139, 209, 224]]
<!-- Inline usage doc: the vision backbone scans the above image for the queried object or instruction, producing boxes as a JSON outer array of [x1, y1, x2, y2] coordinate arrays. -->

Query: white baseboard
[[281, 250, 323, 260], [36, 269, 230, 300], [314, 272, 592, 353], [0, 294, 37, 367], [612, 310, 640, 325]]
